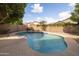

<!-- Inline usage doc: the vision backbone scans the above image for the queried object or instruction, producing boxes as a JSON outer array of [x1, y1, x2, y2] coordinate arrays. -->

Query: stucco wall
[[46, 26, 64, 33], [31, 25, 64, 32]]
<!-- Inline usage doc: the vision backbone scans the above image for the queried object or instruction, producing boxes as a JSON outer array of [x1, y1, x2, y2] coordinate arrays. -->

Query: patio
[[0, 32, 79, 56]]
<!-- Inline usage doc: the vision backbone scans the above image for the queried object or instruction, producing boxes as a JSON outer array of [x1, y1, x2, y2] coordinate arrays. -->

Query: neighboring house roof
[[54, 18, 77, 24], [62, 18, 77, 24]]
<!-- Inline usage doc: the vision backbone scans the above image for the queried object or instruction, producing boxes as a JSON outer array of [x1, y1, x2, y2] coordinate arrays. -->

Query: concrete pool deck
[[0, 32, 79, 56]]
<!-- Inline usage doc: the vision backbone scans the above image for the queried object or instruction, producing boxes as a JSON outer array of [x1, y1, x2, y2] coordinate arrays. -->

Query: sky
[[23, 3, 75, 23]]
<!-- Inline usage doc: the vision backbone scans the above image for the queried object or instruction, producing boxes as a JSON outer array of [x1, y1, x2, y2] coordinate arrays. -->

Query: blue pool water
[[17, 32, 67, 53]]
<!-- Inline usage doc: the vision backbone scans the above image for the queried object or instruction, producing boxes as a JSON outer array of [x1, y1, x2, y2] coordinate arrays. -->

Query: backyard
[[0, 3, 79, 56]]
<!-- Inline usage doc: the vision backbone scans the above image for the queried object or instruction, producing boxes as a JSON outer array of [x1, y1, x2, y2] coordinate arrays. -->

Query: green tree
[[70, 3, 79, 25], [0, 3, 27, 24], [39, 21, 47, 31]]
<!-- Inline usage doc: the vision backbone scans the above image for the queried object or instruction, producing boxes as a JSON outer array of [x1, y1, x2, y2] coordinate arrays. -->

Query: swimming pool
[[16, 32, 67, 53]]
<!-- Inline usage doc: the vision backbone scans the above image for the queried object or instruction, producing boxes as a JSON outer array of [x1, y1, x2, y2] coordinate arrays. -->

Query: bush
[[26, 27, 34, 32]]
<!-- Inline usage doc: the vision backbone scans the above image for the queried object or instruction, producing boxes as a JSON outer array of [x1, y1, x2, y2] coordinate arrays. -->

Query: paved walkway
[[0, 36, 26, 40]]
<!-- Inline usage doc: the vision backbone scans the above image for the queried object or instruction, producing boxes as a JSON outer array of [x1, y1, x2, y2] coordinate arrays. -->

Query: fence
[[0, 24, 27, 34]]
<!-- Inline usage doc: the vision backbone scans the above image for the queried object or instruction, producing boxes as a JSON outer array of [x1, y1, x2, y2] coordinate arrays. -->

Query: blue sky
[[23, 3, 75, 23]]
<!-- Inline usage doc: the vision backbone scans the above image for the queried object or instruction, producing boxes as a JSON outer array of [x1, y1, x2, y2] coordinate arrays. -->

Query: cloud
[[36, 17, 42, 21], [68, 3, 76, 10], [68, 3, 76, 7], [37, 11, 72, 23], [44, 17, 57, 23], [31, 4, 43, 13], [36, 17, 56, 24], [59, 11, 71, 21]]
